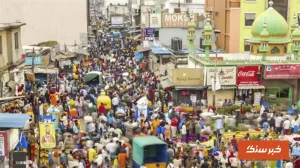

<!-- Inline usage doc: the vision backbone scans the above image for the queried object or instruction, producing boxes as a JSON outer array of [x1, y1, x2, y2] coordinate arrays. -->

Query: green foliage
[[217, 105, 252, 115], [37, 41, 58, 47]]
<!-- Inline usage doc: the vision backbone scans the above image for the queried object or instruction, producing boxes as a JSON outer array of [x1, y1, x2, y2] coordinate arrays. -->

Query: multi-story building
[[164, 0, 205, 13], [206, 0, 300, 53], [0, 22, 25, 96]]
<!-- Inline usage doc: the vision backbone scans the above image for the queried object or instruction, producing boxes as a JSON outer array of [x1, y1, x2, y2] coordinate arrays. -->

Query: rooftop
[[0, 22, 26, 31]]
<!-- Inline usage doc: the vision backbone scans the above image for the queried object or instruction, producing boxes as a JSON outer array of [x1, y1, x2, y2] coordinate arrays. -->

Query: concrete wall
[[228, 8, 240, 53], [159, 28, 203, 48], [0, 0, 88, 46], [0, 31, 8, 68]]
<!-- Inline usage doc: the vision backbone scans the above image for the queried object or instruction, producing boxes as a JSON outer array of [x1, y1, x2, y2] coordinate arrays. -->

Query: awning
[[238, 85, 265, 89], [160, 78, 173, 89], [175, 86, 206, 90], [208, 86, 237, 90], [0, 113, 30, 128]]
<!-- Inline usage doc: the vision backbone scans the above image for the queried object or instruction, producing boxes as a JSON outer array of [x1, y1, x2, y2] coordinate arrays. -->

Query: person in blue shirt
[[212, 144, 219, 154], [262, 121, 269, 132]]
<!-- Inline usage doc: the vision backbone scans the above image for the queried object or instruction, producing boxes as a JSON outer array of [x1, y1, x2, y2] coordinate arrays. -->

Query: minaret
[[187, 13, 196, 56], [259, 20, 270, 61], [202, 14, 213, 61], [291, 22, 300, 60], [291, 13, 298, 35]]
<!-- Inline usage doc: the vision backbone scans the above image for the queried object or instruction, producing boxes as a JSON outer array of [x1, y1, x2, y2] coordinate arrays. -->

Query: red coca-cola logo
[[238, 71, 255, 77]]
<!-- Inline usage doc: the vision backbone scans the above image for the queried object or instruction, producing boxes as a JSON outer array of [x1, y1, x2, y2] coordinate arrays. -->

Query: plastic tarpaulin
[[134, 52, 144, 60]]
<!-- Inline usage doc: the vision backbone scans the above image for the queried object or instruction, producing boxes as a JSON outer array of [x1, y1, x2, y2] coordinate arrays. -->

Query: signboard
[[171, 68, 204, 85], [237, 66, 262, 86], [206, 66, 236, 86], [0, 131, 8, 156], [55, 44, 60, 55], [39, 122, 56, 149], [150, 13, 162, 28], [144, 28, 155, 40], [25, 56, 42, 66], [111, 17, 124, 25], [162, 13, 197, 28], [265, 64, 300, 79]]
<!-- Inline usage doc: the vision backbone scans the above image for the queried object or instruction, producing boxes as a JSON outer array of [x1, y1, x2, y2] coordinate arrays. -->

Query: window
[[151, 17, 158, 25], [245, 13, 255, 26], [186, 0, 192, 3], [0, 36, 2, 55], [268, 0, 288, 21], [14, 32, 19, 49], [271, 46, 280, 54], [244, 39, 250, 52]]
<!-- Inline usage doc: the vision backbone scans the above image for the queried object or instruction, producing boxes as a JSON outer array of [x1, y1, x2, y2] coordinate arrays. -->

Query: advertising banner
[[25, 56, 42, 66], [39, 122, 56, 149], [0, 131, 8, 156], [144, 28, 155, 40], [111, 17, 124, 25], [162, 13, 197, 28], [265, 64, 300, 79], [206, 66, 236, 86], [237, 66, 262, 86]]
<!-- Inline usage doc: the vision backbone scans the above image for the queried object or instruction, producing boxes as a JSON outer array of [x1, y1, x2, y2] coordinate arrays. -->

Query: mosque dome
[[251, 1, 289, 37]]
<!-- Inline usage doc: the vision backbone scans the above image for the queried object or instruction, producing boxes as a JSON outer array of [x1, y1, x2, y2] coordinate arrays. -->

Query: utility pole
[[128, 0, 133, 26]]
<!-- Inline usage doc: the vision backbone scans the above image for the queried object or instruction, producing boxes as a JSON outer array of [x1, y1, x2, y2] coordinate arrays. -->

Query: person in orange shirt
[[49, 93, 57, 106], [118, 151, 127, 168]]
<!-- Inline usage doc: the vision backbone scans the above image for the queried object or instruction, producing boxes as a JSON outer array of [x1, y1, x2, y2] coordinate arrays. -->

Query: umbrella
[[84, 71, 102, 82]]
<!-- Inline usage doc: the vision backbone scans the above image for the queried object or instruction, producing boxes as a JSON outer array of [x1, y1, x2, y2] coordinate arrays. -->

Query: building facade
[[206, 0, 300, 53], [0, 22, 25, 96], [0, 0, 88, 46], [164, 0, 205, 13]]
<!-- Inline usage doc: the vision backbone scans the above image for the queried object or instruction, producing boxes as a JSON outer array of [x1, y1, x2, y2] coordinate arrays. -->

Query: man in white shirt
[[285, 161, 293, 168], [283, 118, 291, 134], [112, 95, 119, 112], [275, 114, 283, 134], [181, 122, 187, 142]]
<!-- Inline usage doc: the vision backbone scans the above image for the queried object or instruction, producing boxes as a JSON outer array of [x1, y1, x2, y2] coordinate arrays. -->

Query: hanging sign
[[237, 66, 262, 86], [144, 28, 155, 40], [206, 66, 236, 86]]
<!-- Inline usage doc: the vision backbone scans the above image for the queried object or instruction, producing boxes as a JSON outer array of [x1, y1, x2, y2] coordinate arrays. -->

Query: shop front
[[262, 64, 300, 110], [205, 66, 237, 107], [168, 68, 205, 107], [236, 66, 264, 105]]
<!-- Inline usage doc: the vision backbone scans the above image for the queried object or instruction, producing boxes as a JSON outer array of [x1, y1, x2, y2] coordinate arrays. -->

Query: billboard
[[0, 131, 8, 156], [265, 64, 300, 79], [237, 66, 262, 86], [144, 28, 155, 40], [162, 13, 197, 28], [111, 17, 124, 25], [206, 66, 237, 86], [171, 68, 204, 86]]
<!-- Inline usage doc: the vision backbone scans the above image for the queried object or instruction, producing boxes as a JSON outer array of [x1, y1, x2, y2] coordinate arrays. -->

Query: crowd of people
[[6, 29, 300, 168]]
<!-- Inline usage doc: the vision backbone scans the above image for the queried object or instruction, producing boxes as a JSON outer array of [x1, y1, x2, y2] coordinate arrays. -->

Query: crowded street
[[2, 0, 300, 168]]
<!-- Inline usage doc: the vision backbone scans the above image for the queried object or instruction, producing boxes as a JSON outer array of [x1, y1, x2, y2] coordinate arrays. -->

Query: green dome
[[251, 4, 288, 37], [204, 22, 212, 32], [292, 26, 300, 38], [188, 21, 196, 28]]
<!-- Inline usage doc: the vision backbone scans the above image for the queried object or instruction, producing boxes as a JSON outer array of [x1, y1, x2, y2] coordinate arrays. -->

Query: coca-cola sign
[[237, 66, 262, 86], [206, 66, 236, 86]]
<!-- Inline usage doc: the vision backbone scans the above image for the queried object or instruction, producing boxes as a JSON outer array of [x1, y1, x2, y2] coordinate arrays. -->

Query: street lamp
[[212, 29, 221, 108]]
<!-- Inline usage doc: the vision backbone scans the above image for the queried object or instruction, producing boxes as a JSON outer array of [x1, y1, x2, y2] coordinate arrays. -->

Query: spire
[[268, 0, 273, 7], [291, 13, 299, 33], [260, 20, 269, 37], [202, 13, 213, 61]]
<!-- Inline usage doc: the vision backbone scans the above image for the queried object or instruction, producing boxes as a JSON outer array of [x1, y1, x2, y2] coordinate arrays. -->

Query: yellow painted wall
[[239, 0, 300, 52], [239, 0, 266, 52]]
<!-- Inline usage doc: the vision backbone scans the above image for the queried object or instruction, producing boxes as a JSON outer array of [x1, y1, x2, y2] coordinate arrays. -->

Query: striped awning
[[238, 85, 265, 89]]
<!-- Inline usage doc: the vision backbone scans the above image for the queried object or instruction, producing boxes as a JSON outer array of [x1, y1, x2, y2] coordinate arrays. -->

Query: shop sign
[[162, 13, 197, 28], [0, 131, 8, 157], [25, 56, 42, 66], [265, 64, 300, 79], [172, 68, 204, 85], [237, 66, 262, 86], [206, 66, 236, 86], [144, 28, 155, 40]]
